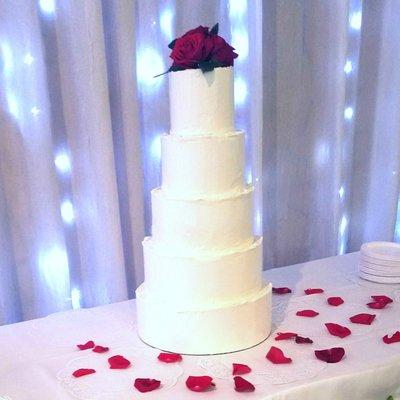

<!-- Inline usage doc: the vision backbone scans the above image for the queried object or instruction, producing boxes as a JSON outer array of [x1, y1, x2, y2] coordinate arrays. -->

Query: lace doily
[[57, 346, 183, 399]]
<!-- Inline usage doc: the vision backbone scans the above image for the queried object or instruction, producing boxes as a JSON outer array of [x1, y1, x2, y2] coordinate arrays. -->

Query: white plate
[[360, 254, 400, 267], [361, 242, 400, 262], [360, 260, 400, 272], [359, 270, 400, 284], [359, 264, 400, 277]]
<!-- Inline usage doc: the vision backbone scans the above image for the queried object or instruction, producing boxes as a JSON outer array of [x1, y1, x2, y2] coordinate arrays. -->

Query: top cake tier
[[169, 66, 234, 136]]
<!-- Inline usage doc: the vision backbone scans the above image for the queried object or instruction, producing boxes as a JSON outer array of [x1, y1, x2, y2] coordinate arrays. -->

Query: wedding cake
[[136, 24, 271, 355]]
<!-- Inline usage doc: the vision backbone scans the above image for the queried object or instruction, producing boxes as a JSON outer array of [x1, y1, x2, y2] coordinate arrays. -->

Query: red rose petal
[[295, 335, 313, 344], [158, 352, 182, 363], [325, 323, 351, 338], [134, 378, 161, 393], [382, 331, 400, 344], [266, 346, 292, 364], [371, 295, 393, 304], [108, 355, 131, 369], [73, 368, 96, 377], [77, 340, 95, 350], [367, 301, 388, 309], [272, 287, 292, 294], [296, 309, 319, 317], [304, 288, 324, 295], [234, 376, 255, 392], [275, 332, 298, 341], [315, 347, 345, 363], [349, 313, 376, 325], [327, 296, 344, 306], [232, 363, 251, 375], [92, 345, 109, 353], [186, 376, 215, 392]]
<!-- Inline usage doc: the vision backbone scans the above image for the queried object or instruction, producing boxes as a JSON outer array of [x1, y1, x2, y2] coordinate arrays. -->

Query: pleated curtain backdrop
[[0, 0, 399, 325]]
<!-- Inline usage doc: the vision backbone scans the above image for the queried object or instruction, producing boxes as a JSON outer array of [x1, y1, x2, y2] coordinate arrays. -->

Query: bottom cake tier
[[136, 283, 272, 355]]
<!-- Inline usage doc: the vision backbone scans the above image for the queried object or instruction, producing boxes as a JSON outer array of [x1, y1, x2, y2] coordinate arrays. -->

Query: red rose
[[210, 35, 238, 66], [170, 28, 213, 68]]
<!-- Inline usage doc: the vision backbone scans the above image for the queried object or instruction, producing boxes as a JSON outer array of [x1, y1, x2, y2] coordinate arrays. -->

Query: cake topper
[[156, 23, 238, 76]]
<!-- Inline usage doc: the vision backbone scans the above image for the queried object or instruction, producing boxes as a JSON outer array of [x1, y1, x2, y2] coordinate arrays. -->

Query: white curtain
[[0, 0, 399, 325]]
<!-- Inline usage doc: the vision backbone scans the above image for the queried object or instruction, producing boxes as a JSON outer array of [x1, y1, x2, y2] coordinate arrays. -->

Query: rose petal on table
[[158, 352, 182, 363], [108, 355, 131, 369], [266, 346, 292, 364], [295, 335, 313, 344], [367, 301, 389, 309], [77, 340, 95, 350], [134, 378, 161, 393], [382, 331, 400, 344], [275, 332, 298, 341], [304, 288, 324, 295], [232, 363, 252, 375], [72, 368, 96, 377], [272, 287, 292, 294], [349, 313, 376, 325], [371, 295, 393, 304], [92, 345, 109, 353], [315, 347, 345, 363], [234, 376, 255, 392], [325, 323, 351, 338], [327, 296, 344, 306], [296, 309, 319, 317], [186, 376, 215, 392]]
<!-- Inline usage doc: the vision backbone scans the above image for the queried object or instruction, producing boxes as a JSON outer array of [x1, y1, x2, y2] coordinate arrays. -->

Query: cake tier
[[169, 66, 234, 136], [136, 283, 272, 355], [142, 236, 263, 305], [162, 131, 245, 198], [151, 186, 254, 252]]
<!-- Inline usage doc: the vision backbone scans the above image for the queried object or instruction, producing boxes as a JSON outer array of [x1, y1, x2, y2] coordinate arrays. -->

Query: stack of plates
[[359, 242, 400, 283]]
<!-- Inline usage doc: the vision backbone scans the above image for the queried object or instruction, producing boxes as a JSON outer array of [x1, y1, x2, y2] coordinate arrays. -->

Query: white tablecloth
[[1, 252, 400, 399]]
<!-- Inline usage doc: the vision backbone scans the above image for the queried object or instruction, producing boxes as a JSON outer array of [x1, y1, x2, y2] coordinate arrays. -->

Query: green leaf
[[168, 39, 177, 49], [210, 23, 219, 35], [386, 396, 394, 400], [198, 59, 223, 73]]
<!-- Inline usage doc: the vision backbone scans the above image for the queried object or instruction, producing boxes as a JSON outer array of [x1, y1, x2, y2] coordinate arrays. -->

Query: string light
[[54, 151, 72, 174], [30, 106, 41, 116], [228, 0, 247, 18], [231, 28, 249, 59], [0, 41, 13, 76], [60, 200, 75, 224], [159, 7, 174, 41], [349, 11, 362, 30], [39, 0, 56, 15], [344, 107, 354, 120], [137, 47, 165, 89], [344, 60, 353, 74], [339, 186, 345, 199], [150, 134, 162, 161], [70, 288, 82, 309], [6, 92, 19, 119], [23, 53, 35, 66]]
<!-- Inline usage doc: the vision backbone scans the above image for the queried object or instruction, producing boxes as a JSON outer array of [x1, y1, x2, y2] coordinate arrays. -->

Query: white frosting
[[136, 283, 271, 355], [143, 237, 263, 306], [151, 186, 254, 252], [169, 67, 234, 136], [162, 131, 245, 198]]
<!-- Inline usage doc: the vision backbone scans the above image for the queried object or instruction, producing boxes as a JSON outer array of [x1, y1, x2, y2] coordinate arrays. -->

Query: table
[[1, 252, 400, 399]]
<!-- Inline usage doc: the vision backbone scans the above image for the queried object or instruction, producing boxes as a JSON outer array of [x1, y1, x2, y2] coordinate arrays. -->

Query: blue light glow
[[39, 0, 56, 15], [255, 209, 262, 233], [339, 215, 348, 236], [314, 140, 330, 166], [70, 287, 81, 309], [228, 0, 247, 19], [344, 60, 353, 74], [349, 11, 362, 30], [0, 42, 13, 76], [395, 195, 400, 242], [150, 134, 162, 161], [246, 169, 252, 184], [339, 186, 345, 199], [159, 7, 174, 41], [344, 107, 354, 120], [54, 151, 72, 174], [61, 200, 75, 224], [231, 28, 249, 59], [234, 76, 248, 106], [137, 47, 165, 89], [38, 246, 70, 295]]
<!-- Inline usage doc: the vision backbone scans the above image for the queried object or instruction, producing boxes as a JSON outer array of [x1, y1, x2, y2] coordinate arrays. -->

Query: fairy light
[[39, 0, 56, 15], [54, 151, 72, 174], [136, 47, 165, 89], [159, 7, 174, 41], [349, 11, 362, 30], [150, 134, 162, 161], [344, 60, 353, 74], [60, 200, 75, 224], [30, 106, 41, 116], [70, 287, 82, 309], [234, 76, 248, 106], [23, 53, 35, 66], [344, 107, 354, 120]]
